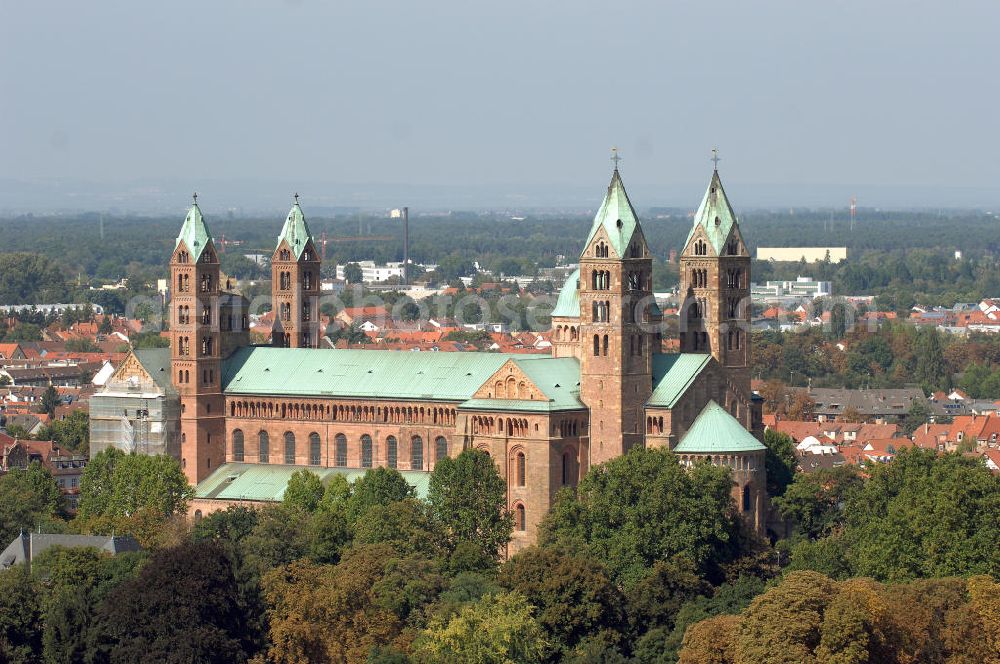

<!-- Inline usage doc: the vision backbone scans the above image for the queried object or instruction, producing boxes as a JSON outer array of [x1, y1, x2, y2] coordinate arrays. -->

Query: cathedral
[[155, 163, 766, 552]]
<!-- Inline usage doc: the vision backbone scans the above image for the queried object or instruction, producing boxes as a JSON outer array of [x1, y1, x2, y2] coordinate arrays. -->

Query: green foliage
[[499, 546, 626, 655], [130, 330, 170, 349], [414, 591, 549, 664], [35, 410, 90, 456], [540, 448, 741, 588], [346, 467, 415, 524], [38, 386, 60, 418], [2, 322, 43, 342], [343, 262, 364, 284], [762, 429, 797, 498], [91, 541, 249, 663], [843, 448, 1000, 581], [77, 448, 193, 546], [283, 469, 326, 512], [429, 450, 511, 562], [0, 564, 43, 663], [0, 462, 63, 544], [775, 466, 863, 540], [901, 400, 931, 435], [0, 253, 70, 305]]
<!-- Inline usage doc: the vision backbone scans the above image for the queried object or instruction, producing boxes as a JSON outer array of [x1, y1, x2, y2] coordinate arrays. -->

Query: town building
[[113, 165, 769, 551], [336, 261, 406, 284], [756, 247, 847, 263], [751, 276, 833, 300]]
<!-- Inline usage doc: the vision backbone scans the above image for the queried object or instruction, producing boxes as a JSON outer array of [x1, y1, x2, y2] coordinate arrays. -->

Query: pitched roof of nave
[[584, 169, 642, 259], [684, 169, 741, 256], [220, 346, 585, 411], [550, 268, 580, 318], [175, 201, 213, 262], [674, 400, 765, 454], [648, 353, 714, 408], [275, 199, 315, 260]]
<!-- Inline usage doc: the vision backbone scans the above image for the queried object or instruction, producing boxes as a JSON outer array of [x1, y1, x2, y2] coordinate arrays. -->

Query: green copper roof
[[459, 398, 583, 414], [221, 347, 575, 402], [673, 400, 765, 453], [175, 203, 213, 262], [684, 170, 740, 256], [194, 462, 430, 502], [275, 201, 315, 260], [584, 169, 641, 258], [647, 353, 713, 408], [511, 356, 583, 408], [550, 268, 580, 318], [133, 348, 177, 396]]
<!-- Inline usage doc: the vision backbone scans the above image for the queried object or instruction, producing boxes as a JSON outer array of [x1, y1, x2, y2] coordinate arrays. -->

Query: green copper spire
[[275, 194, 315, 260], [684, 169, 740, 256], [175, 193, 213, 261], [583, 168, 641, 259], [673, 400, 765, 453]]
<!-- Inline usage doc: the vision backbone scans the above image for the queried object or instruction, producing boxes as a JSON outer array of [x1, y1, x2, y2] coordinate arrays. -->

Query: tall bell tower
[[271, 195, 322, 348], [170, 194, 226, 484], [679, 162, 752, 395], [578, 166, 655, 465]]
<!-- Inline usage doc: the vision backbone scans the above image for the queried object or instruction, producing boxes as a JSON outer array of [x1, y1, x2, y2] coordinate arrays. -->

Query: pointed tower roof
[[673, 400, 765, 454], [275, 197, 315, 260], [584, 169, 641, 258], [685, 169, 740, 255], [175, 198, 213, 261]]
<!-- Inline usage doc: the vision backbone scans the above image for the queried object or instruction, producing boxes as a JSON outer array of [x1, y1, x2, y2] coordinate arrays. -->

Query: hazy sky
[[2, 1, 998, 209]]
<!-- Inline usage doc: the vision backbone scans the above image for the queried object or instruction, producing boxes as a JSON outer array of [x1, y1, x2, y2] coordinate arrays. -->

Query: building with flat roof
[[752, 276, 833, 300]]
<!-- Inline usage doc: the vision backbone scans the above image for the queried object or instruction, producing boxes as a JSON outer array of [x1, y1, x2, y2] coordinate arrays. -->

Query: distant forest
[[0, 209, 998, 307]]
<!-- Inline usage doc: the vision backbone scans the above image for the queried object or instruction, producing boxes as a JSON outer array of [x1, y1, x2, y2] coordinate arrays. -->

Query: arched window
[[602, 335, 609, 356], [411, 436, 423, 470], [516, 504, 526, 531], [284, 432, 295, 464], [516, 452, 526, 486], [232, 430, 244, 462], [258, 431, 269, 463], [387, 436, 398, 469], [562, 452, 569, 485], [309, 432, 321, 465], [593, 334, 600, 356], [361, 434, 373, 468], [742, 484, 751, 512], [435, 436, 448, 463], [335, 433, 347, 467]]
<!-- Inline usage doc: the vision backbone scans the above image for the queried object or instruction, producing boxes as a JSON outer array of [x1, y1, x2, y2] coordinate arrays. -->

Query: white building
[[751, 276, 832, 299], [336, 261, 406, 284]]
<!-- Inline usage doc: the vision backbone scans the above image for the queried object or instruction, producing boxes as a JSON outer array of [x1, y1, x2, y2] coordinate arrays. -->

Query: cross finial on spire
[[711, 147, 720, 171], [192, 191, 198, 204], [611, 146, 622, 171], [294, 192, 299, 205]]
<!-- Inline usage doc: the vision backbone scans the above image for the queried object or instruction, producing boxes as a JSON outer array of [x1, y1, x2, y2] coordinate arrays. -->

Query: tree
[[733, 571, 836, 664], [345, 466, 414, 524], [0, 462, 63, 544], [762, 429, 797, 498], [413, 591, 549, 664], [343, 262, 364, 284], [429, 450, 511, 562], [39, 385, 60, 418], [626, 556, 712, 634], [843, 448, 1000, 581], [35, 410, 90, 456], [775, 466, 863, 540], [353, 498, 444, 559], [540, 448, 741, 588], [261, 548, 414, 663], [0, 564, 43, 663], [786, 391, 816, 421], [914, 328, 948, 392], [283, 469, 326, 512], [677, 614, 739, 664], [77, 448, 193, 547], [901, 400, 931, 435], [498, 546, 626, 655], [91, 541, 250, 663]]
